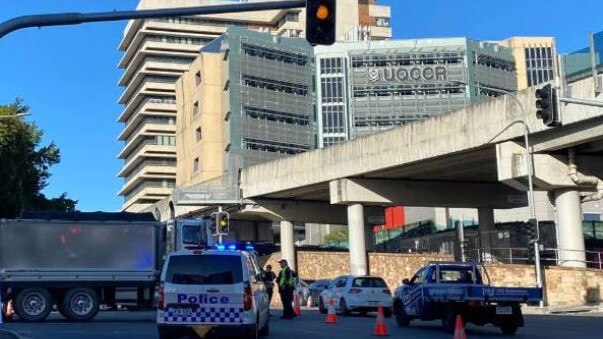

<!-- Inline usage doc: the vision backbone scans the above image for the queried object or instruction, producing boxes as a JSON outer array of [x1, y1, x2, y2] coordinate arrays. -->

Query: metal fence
[[468, 247, 603, 270]]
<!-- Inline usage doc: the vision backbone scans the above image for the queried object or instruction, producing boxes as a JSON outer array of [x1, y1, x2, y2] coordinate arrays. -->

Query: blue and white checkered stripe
[[164, 307, 244, 324]]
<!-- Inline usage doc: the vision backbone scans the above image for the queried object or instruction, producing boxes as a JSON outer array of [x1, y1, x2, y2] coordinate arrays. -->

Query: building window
[[195, 127, 202, 141], [193, 101, 199, 116], [195, 71, 202, 86], [156, 135, 175, 146], [375, 17, 390, 27], [193, 158, 199, 172], [584, 213, 601, 221]]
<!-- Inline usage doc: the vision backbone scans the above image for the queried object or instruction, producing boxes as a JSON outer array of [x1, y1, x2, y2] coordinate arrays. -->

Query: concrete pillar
[[554, 189, 586, 268], [348, 204, 367, 276], [280, 220, 296, 270]]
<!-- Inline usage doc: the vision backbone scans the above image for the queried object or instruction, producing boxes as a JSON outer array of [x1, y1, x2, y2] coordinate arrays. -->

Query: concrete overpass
[[241, 76, 603, 273]]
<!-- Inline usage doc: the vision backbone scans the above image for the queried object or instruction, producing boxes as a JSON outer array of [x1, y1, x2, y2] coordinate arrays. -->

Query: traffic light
[[535, 84, 560, 127], [526, 218, 538, 243], [306, 0, 336, 46], [217, 212, 229, 235], [527, 242, 535, 263]]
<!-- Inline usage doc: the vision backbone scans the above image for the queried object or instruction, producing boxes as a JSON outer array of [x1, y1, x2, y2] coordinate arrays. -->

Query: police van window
[[410, 268, 427, 284], [352, 277, 387, 288], [166, 255, 243, 285], [438, 267, 475, 283]]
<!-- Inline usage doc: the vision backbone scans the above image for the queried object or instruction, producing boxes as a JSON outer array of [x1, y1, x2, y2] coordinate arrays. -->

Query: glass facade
[[561, 30, 603, 83], [316, 39, 517, 147]]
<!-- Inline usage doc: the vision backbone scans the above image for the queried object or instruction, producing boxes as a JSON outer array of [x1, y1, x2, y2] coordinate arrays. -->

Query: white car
[[157, 246, 270, 339], [318, 275, 393, 317]]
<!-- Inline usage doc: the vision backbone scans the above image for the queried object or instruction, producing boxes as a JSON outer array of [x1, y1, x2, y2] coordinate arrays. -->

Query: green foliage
[[0, 99, 77, 217], [323, 228, 348, 245]]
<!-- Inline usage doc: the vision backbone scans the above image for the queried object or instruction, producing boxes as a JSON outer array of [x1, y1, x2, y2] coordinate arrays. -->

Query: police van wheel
[[259, 315, 270, 336], [14, 288, 52, 322], [442, 306, 458, 334], [62, 288, 100, 321]]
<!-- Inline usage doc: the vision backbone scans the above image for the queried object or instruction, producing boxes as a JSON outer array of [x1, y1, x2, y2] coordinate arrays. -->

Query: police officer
[[262, 265, 276, 305], [276, 259, 296, 319]]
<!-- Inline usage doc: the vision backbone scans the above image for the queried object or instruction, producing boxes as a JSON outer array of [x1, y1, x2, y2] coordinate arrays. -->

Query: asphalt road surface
[[2, 310, 603, 339]]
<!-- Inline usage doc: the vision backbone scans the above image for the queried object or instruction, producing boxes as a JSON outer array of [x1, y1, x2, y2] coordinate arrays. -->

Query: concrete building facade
[[117, 0, 391, 212], [498, 37, 558, 90], [176, 26, 315, 189]]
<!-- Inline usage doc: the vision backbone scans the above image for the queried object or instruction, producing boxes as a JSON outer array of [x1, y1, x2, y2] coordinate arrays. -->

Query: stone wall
[[486, 264, 603, 306], [259, 250, 603, 307]]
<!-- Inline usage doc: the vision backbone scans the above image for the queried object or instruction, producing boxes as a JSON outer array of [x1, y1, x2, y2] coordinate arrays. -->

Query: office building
[[498, 37, 558, 90], [315, 38, 517, 147], [117, 0, 391, 212], [175, 26, 314, 188]]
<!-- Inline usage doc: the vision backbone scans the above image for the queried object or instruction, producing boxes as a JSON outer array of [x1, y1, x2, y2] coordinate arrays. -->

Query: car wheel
[[14, 288, 53, 322], [62, 288, 100, 321], [394, 300, 410, 327], [338, 298, 349, 316], [319, 298, 327, 314], [500, 319, 519, 335]]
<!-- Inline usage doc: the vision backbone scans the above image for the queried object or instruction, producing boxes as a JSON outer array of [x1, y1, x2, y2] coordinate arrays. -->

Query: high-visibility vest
[[278, 266, 296, 288]]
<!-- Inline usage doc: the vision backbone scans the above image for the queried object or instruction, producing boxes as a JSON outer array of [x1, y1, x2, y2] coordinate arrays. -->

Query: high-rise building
[[315, 38, 517, 148], [175, 27, 315, 189], [498, 37, 558, 90], [117, 0, 391, 212]]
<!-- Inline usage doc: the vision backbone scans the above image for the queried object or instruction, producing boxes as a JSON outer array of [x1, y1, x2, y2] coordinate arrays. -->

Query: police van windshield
[[166, 255, 243, 285]]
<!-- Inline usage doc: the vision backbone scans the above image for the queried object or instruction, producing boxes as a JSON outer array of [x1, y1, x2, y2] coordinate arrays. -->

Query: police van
[[157, 244, 270, 339]]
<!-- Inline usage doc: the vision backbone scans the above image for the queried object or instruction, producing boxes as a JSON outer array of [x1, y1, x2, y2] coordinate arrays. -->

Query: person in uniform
[[276, 259, 296, 319]]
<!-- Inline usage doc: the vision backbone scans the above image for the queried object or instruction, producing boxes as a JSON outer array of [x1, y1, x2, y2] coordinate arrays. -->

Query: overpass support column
[[348, 204, 368, 276], [478, 207, 496, 251], [280, 220, 296, 271], [554, 189, 586, 268]]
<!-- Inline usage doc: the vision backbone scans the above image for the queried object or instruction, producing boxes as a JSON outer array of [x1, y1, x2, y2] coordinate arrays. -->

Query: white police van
[[157, 244, 270, 339]]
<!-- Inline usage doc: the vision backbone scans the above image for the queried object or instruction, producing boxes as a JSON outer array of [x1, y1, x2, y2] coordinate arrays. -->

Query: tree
[[323, 228, 348, 246], [0, 99, 77, 217]]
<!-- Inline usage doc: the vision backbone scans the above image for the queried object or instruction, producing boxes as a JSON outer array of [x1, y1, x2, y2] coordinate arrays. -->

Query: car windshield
[[166, 255, 243, 285], [352, 277, 387, 288]]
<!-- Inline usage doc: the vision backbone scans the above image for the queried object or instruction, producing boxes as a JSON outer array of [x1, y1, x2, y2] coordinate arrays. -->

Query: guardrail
[[469, 247, 603, 269]]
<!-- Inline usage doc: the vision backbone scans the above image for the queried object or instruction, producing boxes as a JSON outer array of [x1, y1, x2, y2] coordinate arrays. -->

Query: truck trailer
[[0, 211, 213, 322]]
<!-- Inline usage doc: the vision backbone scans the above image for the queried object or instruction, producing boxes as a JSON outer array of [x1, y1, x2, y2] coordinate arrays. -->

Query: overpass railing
[[469, 247, 603, 270]]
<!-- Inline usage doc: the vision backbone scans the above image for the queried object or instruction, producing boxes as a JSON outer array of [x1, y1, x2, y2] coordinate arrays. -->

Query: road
[[2, 310, 603, 339]]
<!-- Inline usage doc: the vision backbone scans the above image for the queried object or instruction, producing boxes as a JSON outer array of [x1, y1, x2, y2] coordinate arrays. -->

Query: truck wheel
[[500, 320, 519, 335], [62, 288, 100, 321], [394, 301, 410, 327], [15, 288, 52, 322], [441, 307, 457, 334]]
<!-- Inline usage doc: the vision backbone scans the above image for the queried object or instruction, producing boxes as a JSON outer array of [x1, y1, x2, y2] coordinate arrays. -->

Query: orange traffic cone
[[306, 295, 313, 308], [326, 297, 338, 324], [373, 304, 389, 336], [293, 294, 302, 316], [453, 315, 466, 339]]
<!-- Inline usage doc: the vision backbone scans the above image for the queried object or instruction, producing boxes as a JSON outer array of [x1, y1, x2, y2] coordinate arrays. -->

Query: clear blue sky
[[0, 0, 601, 212]]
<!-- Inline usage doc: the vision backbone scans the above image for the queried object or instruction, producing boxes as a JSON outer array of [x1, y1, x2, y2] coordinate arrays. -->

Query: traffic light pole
[[217, 206, 223, 244], [0, 1, 306, 40]]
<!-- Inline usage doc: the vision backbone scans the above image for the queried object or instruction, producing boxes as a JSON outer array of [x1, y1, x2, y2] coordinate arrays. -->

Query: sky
[[0, 0, 601, 212]]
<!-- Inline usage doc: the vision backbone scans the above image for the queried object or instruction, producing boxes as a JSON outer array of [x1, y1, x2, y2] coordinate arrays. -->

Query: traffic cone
[[453, 315, 466, 339], [293, 294, 302, 316], [326, 297, 338, 324], [373, 304, 389, 336], [306, 295, 313, 308]]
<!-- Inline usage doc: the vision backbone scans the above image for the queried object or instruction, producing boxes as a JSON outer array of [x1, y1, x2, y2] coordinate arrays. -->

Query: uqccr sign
[[367, 66, 448, 83]]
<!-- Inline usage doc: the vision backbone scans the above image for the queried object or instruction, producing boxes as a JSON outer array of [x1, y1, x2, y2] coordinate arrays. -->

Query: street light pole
[[453, 81, 543, 300]]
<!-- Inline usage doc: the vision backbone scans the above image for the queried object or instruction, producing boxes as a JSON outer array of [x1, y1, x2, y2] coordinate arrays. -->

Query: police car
[[157, 244, 270, 339]]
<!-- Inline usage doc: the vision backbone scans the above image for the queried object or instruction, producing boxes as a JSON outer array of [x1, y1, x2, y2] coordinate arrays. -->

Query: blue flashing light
[[216, 244, 226, 251], [227, 244, 237, 250]]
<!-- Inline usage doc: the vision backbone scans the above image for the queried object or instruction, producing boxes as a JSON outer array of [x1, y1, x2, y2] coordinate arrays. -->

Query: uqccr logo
[[367, 66, 447, 83]]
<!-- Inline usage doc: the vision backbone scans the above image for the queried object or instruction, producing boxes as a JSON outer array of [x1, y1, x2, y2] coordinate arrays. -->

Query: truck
[[392, 262, 542, 335], [0, 211, 215, 322]]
